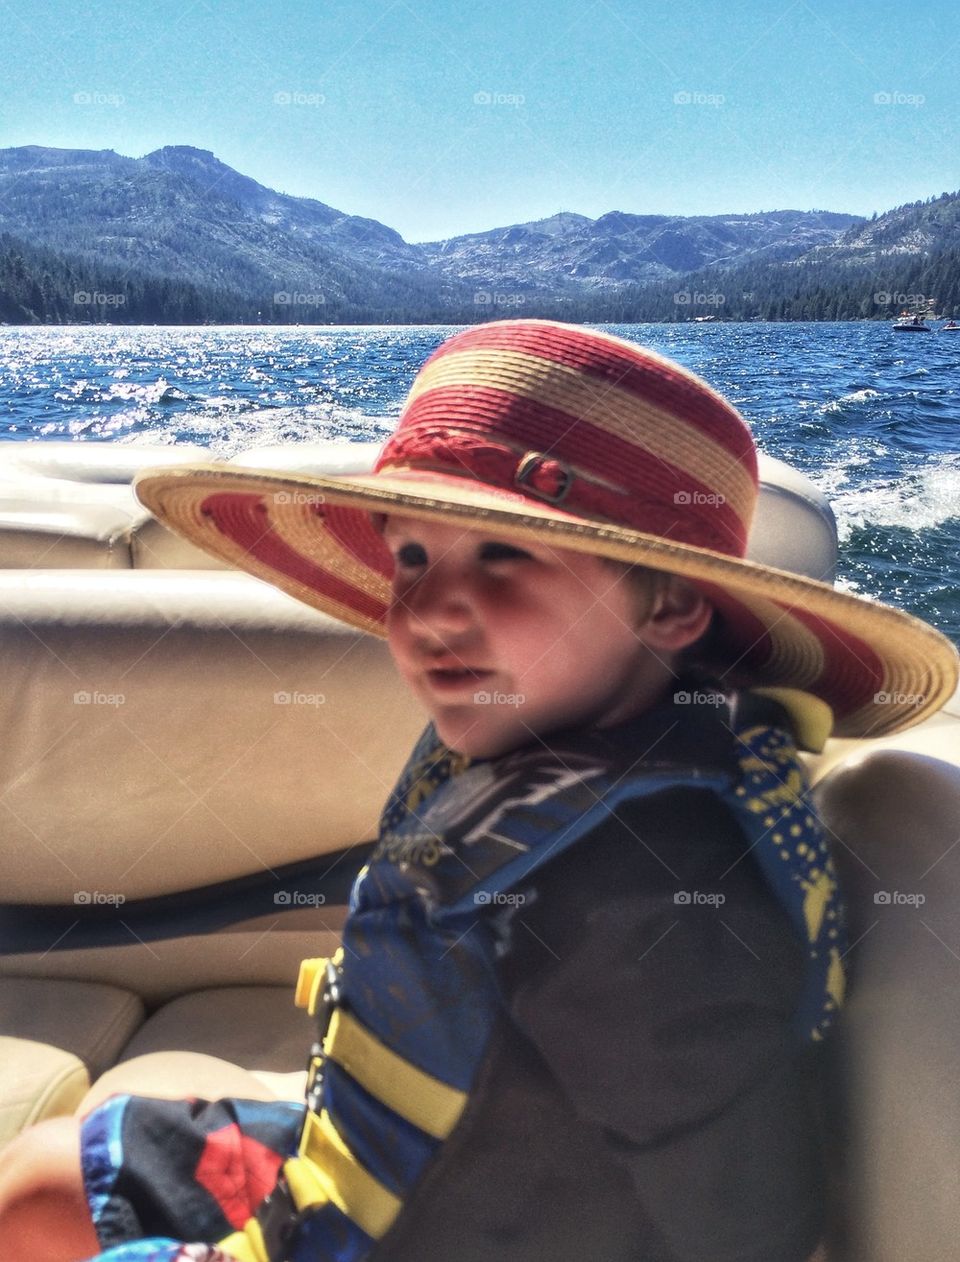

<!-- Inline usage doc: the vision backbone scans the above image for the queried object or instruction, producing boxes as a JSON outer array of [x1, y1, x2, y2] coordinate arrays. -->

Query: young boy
[[1, 320, 956, 1262]]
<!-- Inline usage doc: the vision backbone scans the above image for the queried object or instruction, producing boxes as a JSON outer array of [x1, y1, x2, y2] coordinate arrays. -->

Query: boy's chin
[[433, 712, 531, 761]]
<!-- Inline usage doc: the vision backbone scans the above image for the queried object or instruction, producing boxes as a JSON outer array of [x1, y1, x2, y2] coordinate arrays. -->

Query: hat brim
[[134, 463, 959, 741]]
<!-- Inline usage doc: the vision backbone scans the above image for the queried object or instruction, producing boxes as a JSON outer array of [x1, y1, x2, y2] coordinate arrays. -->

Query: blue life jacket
[[225, 687, 844, 1262]]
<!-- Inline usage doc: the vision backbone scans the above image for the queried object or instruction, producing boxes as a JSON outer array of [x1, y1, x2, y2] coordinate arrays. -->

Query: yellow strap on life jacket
[[751, 687, 834, 753], [286, 952, 466, 1239], [217, 1216, 270, 1262], [294, 956, 328, 1012], [323, 1006, 468, 1140], [294, 954, 467, 1139], [294, 947, 344, 1015], [284, 1107, 403, 1241]]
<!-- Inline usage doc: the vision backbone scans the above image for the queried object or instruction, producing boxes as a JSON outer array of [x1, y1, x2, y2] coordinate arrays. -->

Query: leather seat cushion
[[118, 986, 315, 1073], [0, 977, 144, 1076], [0, 1037, 91, 1142], [0, 508, 134, 567]]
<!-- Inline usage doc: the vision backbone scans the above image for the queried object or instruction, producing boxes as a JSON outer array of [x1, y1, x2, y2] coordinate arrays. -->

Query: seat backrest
[[813, 748, 960, 1262], [0, 569, 425, 905]]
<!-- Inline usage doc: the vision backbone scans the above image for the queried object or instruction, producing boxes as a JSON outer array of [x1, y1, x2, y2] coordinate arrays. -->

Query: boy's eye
[[479, 542, 532, 562], [395, 543, 428, 568]]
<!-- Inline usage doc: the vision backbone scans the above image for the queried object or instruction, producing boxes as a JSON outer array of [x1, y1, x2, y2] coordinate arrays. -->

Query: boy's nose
[[401, 565, 475, 636]]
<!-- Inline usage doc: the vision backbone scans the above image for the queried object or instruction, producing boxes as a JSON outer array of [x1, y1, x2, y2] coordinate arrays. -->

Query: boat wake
[[118, 402, 393, 457], [825, 453, 960, 541]]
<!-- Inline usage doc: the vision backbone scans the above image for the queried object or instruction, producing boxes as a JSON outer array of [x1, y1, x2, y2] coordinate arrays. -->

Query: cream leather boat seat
[[811, 746, 960, 1261], [0, 443, 210, 570], [0, 978, 144, 1135], [0, 569, 425, 1141]]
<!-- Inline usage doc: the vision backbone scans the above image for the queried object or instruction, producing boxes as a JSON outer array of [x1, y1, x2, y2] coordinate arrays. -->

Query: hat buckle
[[513, 451, 573, 504]]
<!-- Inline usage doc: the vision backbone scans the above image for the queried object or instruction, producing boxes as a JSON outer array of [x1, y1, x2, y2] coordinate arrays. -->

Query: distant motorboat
[[892, 313, 931, 332], [941, 320, 960, 332]]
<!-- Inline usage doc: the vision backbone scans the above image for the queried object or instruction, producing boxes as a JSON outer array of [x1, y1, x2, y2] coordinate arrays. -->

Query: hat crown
[[376, 320, 758, 557]]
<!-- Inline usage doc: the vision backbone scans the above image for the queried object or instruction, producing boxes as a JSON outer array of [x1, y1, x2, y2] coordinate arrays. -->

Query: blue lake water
[[0, 321, 957, 641]]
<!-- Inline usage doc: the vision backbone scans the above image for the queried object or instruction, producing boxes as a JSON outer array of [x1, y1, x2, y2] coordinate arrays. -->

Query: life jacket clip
[[304, 957, 343, 1113]]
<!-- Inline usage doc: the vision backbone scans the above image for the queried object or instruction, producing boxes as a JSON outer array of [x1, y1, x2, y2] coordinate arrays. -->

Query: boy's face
[[382, 517, 673, 758]]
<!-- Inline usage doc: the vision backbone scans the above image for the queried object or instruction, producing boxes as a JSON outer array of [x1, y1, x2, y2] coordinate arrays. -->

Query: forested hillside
[[2, 146, 959, 324]]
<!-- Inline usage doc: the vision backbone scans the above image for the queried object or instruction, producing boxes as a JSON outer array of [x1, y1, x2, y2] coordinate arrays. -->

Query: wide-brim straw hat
[[135, 319, 957, 741]]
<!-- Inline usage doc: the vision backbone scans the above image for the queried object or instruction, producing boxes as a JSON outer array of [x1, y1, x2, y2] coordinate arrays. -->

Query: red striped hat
[[136, 320, 957, 740]]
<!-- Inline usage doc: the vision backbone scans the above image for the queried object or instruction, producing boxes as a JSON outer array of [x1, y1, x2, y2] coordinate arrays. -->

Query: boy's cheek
[[384, 610, 409, 667]]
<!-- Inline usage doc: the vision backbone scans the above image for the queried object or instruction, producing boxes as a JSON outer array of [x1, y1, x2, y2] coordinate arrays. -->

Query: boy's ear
[[640, 576, 713, 651]]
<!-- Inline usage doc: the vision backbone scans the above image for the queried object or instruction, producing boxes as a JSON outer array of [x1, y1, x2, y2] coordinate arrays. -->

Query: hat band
[[377, 427, 745, 555]]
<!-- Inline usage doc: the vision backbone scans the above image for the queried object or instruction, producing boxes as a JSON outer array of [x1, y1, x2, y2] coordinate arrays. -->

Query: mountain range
[[0, 144, 958, 323]]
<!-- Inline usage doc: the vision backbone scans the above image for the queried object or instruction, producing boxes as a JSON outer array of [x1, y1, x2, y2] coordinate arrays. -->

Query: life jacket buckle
[[304, 957, 342, 1113]]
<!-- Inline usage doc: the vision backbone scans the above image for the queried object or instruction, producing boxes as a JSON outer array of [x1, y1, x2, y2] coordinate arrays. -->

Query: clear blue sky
[[1, 0, 957, 242]]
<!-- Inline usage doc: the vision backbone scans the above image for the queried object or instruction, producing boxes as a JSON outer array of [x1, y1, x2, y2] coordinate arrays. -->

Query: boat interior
[[0, 440, 958, 1258]]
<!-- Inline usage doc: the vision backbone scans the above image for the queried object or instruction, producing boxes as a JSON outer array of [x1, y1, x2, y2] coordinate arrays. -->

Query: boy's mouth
[[425, 666, 494, 692]]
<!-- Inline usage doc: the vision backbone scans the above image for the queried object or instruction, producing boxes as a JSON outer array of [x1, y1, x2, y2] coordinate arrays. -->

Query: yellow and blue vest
[[222, 687, 845, 1262]]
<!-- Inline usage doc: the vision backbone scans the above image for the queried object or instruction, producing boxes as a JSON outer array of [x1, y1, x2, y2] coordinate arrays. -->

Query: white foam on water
[[809, 439, 887, 506], [827, 453, 960, 541], [818, 387, 884, 416], [833, 573, 865, 597], [119, 402, 391, 457]]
